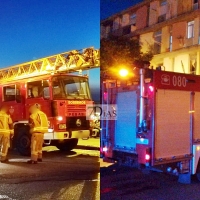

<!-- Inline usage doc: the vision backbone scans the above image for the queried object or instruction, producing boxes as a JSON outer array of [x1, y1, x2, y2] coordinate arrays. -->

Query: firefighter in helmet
[[0, 105, 13, 163], [27, 103, 48, 164]]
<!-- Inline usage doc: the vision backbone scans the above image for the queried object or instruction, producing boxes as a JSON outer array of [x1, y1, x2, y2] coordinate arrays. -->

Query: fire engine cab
[[0, 47, 99, 156], [101, 68, 200, 183]]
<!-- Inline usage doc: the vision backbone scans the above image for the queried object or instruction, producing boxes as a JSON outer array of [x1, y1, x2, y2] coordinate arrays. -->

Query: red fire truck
[[101, 68, 200, 183], [0, 47, 99, 156]]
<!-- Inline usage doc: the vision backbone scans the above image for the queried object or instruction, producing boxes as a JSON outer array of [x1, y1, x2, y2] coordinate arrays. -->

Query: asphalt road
[[3, 137, 200, 200], [0, 138, 100, 200], [100, 163, 200, 200]]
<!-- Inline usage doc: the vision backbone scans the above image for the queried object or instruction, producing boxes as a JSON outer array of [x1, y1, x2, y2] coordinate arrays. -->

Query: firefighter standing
[[28, 103, 48, 164], [0, 105, 13, 163]]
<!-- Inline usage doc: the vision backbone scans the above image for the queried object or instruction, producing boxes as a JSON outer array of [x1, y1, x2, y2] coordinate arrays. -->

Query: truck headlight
[[58, 124, 66, 129], [56, 116, 63, 121]]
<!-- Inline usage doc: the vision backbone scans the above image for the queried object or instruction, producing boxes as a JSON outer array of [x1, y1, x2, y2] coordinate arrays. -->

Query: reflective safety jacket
[[0, 111, 13, 134], [29, 110, 48, 134]]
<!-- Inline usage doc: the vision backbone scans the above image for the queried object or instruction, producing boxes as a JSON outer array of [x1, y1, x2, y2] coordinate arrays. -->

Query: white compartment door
[[115, 90, 137, 151], [155, 89, 191, 160]]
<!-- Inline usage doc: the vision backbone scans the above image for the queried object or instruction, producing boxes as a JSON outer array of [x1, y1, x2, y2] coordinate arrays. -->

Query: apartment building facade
[[101, 0, 200, 75]]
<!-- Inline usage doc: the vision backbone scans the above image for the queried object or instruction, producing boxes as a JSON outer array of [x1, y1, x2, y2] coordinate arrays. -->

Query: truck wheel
[[56, 138, 78, 151], [16, 128, 31, 156]]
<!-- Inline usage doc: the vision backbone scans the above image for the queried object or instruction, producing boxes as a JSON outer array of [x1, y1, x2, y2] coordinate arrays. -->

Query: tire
[[16, 127, 31, 156], [56, 138, 78, 151]]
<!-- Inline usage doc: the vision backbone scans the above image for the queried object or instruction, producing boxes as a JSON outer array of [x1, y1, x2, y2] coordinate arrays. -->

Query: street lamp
[[119, 68, 128, 77]]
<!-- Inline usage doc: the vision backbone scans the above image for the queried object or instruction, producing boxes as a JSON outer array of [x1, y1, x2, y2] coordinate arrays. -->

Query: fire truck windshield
[[52, 76, 91, 100]]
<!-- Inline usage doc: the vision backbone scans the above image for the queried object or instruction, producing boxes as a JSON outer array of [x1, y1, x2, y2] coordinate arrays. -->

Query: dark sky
[[101, 0, 144, 20], [0, 0, 100, 102]]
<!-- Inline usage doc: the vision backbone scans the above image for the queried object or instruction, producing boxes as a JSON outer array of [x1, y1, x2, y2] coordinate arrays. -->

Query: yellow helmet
[[0, 105, 9, 113], [29, 103, 41, 114]]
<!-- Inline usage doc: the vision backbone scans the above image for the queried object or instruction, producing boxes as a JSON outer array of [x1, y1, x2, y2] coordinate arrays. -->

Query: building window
[[154, 30, 162, 54], [160, 0, 167, 6], [169, 26, 172, 51], [193, 0, 198, 10], [169, 35, 172, 51], [122, 15, 126, 23], [113, 19, 119, 30], [190, 54, 197, 74], [190, 61, 196, 74], [187, 21, 194, 38], [122, 15, 128, 26], [129, 13, 136, 25]]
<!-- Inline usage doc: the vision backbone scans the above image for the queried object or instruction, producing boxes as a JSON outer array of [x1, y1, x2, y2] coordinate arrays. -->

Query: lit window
[[187, 21, 194, 38]]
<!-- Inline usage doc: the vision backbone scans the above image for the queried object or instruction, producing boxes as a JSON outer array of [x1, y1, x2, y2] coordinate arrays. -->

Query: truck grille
[[67, 116, 89, 129]]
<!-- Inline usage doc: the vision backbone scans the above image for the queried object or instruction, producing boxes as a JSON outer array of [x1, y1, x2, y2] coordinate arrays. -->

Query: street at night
[[0, 138, 100, 200], [101, 163, 200, 200], [100, 1, 200, 198]]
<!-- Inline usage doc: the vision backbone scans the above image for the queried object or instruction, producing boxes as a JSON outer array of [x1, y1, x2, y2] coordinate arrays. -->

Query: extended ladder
[[0, 47, 100, 82]]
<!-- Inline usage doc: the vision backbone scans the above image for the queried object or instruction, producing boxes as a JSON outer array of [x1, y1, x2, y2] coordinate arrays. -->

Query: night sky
[[101, 0, 143, 20], [0, 0, 100, 102]]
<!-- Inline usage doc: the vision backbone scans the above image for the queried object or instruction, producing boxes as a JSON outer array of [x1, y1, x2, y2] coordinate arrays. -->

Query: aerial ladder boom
[[0, 47, 100, 82]]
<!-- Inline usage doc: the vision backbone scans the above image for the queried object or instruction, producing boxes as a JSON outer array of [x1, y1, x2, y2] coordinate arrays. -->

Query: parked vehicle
[[0, 47, 99, 156], [101, 68, 200, 183]]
